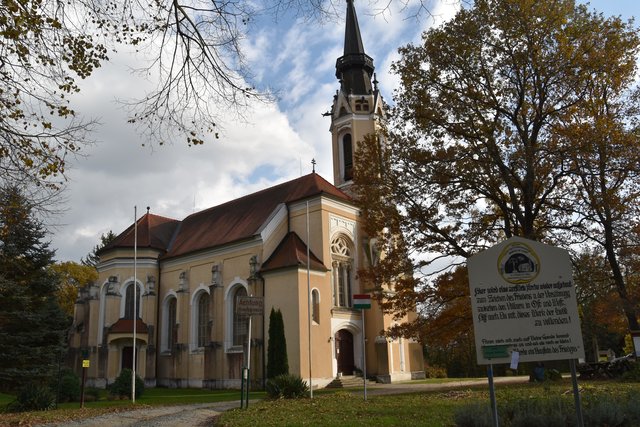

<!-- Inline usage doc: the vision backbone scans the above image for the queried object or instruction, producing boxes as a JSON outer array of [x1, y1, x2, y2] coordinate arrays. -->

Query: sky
[[49, 0, 640, 262]]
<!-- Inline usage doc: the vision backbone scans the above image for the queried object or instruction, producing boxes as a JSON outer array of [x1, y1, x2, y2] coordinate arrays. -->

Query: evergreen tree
[[266, 308, 289, 379], [0, 186, 69, 391], [81, 230, 116, 268]]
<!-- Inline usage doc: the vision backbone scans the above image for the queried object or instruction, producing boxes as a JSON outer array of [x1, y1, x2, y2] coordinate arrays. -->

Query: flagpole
[[306, 200, 313, 398], [132, 206, 137, 403]]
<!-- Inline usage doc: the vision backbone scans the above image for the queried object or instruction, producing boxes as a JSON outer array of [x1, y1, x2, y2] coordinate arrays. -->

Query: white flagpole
[[306, 200, 313, 398], [132, 206, 137, 403]]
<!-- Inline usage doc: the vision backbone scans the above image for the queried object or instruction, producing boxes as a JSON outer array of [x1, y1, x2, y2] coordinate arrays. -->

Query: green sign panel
[[482, 345, 510, 359]]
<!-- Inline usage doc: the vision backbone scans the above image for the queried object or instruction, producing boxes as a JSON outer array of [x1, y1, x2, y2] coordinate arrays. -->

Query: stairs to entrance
[[325, 375, 376, 389]]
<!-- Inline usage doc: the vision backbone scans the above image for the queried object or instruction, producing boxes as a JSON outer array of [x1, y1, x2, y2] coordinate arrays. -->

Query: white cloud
[[49, 0, 637, 262]]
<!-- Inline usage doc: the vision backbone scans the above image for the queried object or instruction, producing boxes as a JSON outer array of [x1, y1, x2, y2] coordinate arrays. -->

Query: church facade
[[69, 0, 424, 389]]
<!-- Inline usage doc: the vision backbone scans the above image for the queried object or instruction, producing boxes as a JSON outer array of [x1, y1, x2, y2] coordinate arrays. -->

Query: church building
[[69, 0, 425, 389]]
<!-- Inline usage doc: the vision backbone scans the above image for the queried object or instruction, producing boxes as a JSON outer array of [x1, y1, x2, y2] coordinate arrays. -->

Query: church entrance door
[[121, 346, 137, 371], [335, 329, 354, 375]]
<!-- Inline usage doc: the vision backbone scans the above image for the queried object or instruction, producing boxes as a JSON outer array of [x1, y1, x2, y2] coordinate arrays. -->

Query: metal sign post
[[237, 296, 263, 409], [353, 294, 371, 401]]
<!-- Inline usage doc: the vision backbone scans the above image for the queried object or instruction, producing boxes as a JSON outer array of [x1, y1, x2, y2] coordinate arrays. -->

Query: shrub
[[266, 308, 289, 379], [621, 360, 640, 381], [265, 374, 309, 399], [84, 387, 101, 402], [6, 383, 55, 412], [583, 396, 626, 427], [454, 401, 494, 427], [53, 368, 80, 403], [109, 368, 144, 399], [544, 368, 562, 381], [425, 365, 447, 379]]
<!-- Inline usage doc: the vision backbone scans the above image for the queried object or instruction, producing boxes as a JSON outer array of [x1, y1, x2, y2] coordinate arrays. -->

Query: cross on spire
[[311, 158, 316, 173]]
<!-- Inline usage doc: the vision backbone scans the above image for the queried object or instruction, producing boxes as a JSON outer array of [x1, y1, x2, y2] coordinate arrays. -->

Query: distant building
[[69, 0, 425, 389]]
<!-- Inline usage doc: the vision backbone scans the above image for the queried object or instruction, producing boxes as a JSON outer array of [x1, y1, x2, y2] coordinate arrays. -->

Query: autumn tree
[[354, 0, 640, 337], [0, 0, 442, 188], [0, 186, 69, 390], [573, 249, 629, 360], [561, 58, 640, 331], [50, 261, 98, 317]]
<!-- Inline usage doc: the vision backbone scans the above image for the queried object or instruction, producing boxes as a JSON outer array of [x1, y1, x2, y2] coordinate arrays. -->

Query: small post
[[570, 359, 585, 427], [362, 308, 367, 401], [246, 314, 252, 408], [487, 364, 498, 427], [240, 368, 244, 409], [80, 361, 87, 408]]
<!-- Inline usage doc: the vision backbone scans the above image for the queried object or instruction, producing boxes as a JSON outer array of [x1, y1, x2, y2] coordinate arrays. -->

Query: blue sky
[[50, 0, 640, 262]]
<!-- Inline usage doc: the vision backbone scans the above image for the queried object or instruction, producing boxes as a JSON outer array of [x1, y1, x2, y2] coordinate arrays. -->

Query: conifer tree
[[266, 308, 289, 378], [0, 186, 69, 391]]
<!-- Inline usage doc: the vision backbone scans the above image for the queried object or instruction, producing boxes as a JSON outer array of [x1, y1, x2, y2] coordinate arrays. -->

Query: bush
[[454, 401, 494, 427], [84, 387, 101, 402], [108, 368, 144, 399], [621, 360, 640, 381], [583, 395, 626, 427], [544, 368, 562, 381], [454, 390, 640, 427], [265, 374, 309, 399], [425, 365, 447, 379], [6, 383, 55, 412], [53, 368, 80, 403]]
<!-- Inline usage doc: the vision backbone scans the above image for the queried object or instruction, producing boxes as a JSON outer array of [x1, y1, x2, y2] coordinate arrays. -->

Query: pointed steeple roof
[[335, 0, 374, 95], [343, 0, 366, 56]]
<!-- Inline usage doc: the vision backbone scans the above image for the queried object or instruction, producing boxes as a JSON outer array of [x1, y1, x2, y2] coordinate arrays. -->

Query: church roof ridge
[[101, 172, 352, 261]]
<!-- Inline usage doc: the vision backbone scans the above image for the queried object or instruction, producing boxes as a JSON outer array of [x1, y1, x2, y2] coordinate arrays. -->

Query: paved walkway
[[41, 376, 529, 426]]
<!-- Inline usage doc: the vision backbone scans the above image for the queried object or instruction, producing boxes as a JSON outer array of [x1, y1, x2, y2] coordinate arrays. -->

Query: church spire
[[335, 0, 374, 95]]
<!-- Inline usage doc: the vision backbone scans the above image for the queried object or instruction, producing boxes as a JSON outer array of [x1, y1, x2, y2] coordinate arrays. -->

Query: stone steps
[[325, 375, 377, 389]]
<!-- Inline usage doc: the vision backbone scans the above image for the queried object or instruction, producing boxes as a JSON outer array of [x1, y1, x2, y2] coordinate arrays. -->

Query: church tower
[[330, 0, 385, 192]]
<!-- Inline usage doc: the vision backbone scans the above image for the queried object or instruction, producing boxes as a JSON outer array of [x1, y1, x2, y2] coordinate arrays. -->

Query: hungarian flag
[[353, 294, 371, 309]]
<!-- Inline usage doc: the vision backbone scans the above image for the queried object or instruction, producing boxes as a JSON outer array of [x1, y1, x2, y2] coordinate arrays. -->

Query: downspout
[[261, 273, 266, 390], [286, 203, 290, 233], [154, 265, 161, 385]]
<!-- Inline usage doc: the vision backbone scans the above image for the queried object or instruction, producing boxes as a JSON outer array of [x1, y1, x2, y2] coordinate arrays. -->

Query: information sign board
[[236, 296, 264, 316], [468, 237, 585, 365]]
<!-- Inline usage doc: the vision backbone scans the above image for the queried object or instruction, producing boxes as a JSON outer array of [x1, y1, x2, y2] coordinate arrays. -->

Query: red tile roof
[[165, 173, 350, 258], [261, 232, 328, 273], [102, 173, 352, 260], [101, 213, 179, 254], [109, 318, 149, 334]]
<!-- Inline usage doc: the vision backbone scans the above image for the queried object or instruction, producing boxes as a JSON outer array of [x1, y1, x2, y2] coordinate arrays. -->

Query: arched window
[[312, 289, 320, 324], [233, 286, 249, 346], [161, 295, 178, 352], [124, 283, 141, 319], [197, 292, 210, 348], [167, 297, 177, 350], [331, 235, 353, 308], [342, 134, 353, 181]]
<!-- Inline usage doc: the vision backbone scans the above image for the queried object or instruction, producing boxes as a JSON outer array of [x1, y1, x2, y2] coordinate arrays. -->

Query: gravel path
[[38, 401, 248, 427], [41, 376, 529, 426]]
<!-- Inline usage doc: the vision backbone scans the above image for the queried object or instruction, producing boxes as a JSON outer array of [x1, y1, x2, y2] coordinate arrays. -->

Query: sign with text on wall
[[468, 237, 585, 365], [236, 296, 264, 316]]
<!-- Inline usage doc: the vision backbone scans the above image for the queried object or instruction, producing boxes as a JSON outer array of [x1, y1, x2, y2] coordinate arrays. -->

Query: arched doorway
[[121, 346, 137, 371], [335, 329, 354, 375]]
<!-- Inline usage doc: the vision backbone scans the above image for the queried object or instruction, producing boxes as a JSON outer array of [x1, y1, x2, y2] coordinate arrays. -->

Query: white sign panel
[[236, 296, 264, 316], [468, 237, 585, 365]]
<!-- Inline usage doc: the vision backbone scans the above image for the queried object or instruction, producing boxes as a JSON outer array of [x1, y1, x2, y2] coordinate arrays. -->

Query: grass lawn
[[0, 387, 266, 426], [218, 380, 640, 427], [2, 380, 640, 426]]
